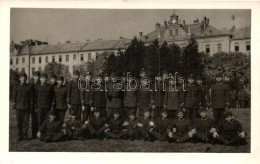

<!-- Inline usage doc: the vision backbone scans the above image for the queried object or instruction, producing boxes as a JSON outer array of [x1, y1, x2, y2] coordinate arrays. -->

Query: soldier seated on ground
[[136, 109, 155, 142], [121, 111, 139, 141], [193, 107, 216, 143], [212, 111, 247, 146], [150, 109, 173, 141], [37, 111, 65, 143], [104, 110, 124, 139], [63, 113, 87, 140], [167, 109, 196, 143], [83, 108, 108, 140]]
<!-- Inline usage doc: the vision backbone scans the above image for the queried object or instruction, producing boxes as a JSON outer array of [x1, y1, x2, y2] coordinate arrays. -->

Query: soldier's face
[[161, 112, 168, 118], [163, 74, 168, 80], [177, 112, 184, 119], [216, 77, 222, 82], [129, 115, 135, 120], [57, 80, 63, 85], [143, 112, 150, 118], [170, 79, 175, 85], [196, 80, 203, 85], [199, 112, 207, 118], [96, 77, 102, 84], [73, 75, 79, 80], [225, 116, 232, 122], [49, 115, 56, 122], [50, 78, 56, 84], [188, 78, 194, 84], [86, 75, 91, 81], [140, 72, 146, 78], [71, 115, 76, 120], [20, 77, 26, 84], [40, 77, 46, 83], [33, 76, 39, 82], [94, 112, 100, 118]]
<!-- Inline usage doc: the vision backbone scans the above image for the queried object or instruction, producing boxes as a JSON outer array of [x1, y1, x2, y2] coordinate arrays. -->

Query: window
[[235, 43, 239, 52], [39, 57, 42, 64], [10, 59, 13, 65], [88, 53, 91, 61], [217, 44, 222, 53], [38, 67, 42, 72], [45, 56, 48, 63], [175, 29, 178, 35], [73, 54, 76, 61], [16, 58, 19, 65], [52, 56, 55, 62], [206, 45, 210, 53], [65, 66, 69, 72], [21, 68, 25, 72], [80, 54, 84, 61], [246, 42, 250, 51], [22, 58, 25, 64], [170, 30, 173, 36], [59, 55, 62, 62], [32, 67, 35, 73], [66, 55, 69, 62], [32, 57, 35, 64]]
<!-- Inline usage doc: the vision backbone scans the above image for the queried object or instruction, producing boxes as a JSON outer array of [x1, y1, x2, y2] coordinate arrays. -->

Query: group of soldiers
[[11, 68, 247, 146]]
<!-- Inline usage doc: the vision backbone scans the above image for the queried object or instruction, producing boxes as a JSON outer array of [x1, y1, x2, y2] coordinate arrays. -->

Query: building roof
[[225, 26, 251, 40], [79, 39, 128, 52], [19, 44, 47, 55], [39, 42, 87, 54]]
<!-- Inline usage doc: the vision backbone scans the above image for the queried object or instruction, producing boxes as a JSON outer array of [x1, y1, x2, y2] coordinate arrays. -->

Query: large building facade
[[10, 12, 250, 78]]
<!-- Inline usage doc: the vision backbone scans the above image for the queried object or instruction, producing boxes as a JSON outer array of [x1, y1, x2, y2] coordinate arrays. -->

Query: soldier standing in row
[[35, 73, 54, 129], [12, 72, 33, 141], [182, 74, 201, 121], [67, 70, 82, 120], [30, 71, 40, 139], [53, 76, 67, 123], [209, 73, 230, 125]]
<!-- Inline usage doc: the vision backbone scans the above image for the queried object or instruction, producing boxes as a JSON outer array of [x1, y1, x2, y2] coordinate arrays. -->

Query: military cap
[[113, 110, 121, 115], [198, 107, 206, 113], [176, 108, 185, 114], [50, 74, 57, 79], [139, 68, 145, 74], [86, 71, 92, 76], [57, 76, 64, 81], [196, 75, 203, 81], [224, 111, 233, 117], [73, 70, 80, 76], [40, 73, 48, 78], [93, 107, 100, 113], [19, 71, 27, 79], [33, 71, 40, 77], [187, 74, 195, 79], [128, 111, 135, 116], [160, 109, 167, 114], [162, 70, 168, 75]]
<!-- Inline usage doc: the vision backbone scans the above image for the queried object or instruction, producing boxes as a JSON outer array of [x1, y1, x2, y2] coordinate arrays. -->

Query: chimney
[[206, 18, 209, 25], [155, 22, 161, 31], [203, 16, 207, 28], [188, 26, 191, 35], [139, 31, 143, 38]]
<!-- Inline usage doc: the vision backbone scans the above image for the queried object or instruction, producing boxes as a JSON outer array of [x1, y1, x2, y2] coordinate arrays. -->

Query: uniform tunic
[[217, 119, 243, 140]]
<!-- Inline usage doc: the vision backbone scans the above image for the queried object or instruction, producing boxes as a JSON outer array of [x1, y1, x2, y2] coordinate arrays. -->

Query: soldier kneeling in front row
[[121, 111, 139, 141], [212, 111, 247, 146], [167, 109, 196, 143]]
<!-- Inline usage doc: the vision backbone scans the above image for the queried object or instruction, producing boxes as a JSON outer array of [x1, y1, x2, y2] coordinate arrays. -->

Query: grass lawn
[[9, 107, 250, 152]]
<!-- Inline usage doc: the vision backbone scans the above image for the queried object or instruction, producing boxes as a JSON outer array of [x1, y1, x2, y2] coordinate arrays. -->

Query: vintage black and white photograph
[[9, 8, 251, 152]]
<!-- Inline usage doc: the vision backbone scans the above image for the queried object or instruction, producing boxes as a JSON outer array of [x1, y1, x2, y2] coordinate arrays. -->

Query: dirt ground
[[9, 107, 250, 152]]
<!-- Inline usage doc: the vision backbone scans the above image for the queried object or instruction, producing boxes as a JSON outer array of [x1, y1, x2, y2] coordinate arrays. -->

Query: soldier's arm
[[225, 85, 231, 108], [12, 85, 17, 108], [66, 81, 72, 104], [34, 85, 38, 108]]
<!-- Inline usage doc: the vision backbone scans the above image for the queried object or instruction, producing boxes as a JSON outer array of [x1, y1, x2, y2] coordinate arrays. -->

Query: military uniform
[[85, 115, 107, 139], [12, 81, 33, 140], [152, 81, 165, 120], [167, 116, 193, 143], [38, 117, 62, 143], [182, 83, 201, 121], [137, 84, 153, 118], [105, 81, 123, 119], [104, 117, 124, 139], [80, 80, 92, 122], [67, 79, 82, 119], [136, 116, 155, 141], [121, 117, 139, 140], [35, 78, 54, 129], [209, 82, 230, 124], [53, 85, 67, 123], [91, 83, 106, 117], [64, 117, 85, 140], [123, 83, 138, 117], [164, 85, 183, 118], [30, 79, 40, 138], [214, 118, 246, 145], [193, 117, 215, 142], [150, 115, 173, 141]]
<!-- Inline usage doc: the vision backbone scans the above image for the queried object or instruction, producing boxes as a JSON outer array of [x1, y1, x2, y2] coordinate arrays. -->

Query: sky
[[10, 9, 251, 44]]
